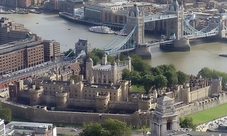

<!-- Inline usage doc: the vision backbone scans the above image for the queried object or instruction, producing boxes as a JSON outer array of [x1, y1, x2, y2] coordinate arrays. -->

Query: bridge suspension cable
[[107, 24, 138, 54], [102, 23, 128, 50]]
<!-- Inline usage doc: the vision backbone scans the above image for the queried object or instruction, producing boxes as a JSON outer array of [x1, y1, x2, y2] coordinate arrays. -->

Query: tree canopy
[[64, 49, 75, 57], [79, 118, 132, 136], [122, 55, 189, 93], [0, 104, 12, 123], [180, 117, 196, 131], [199, 67, 227, 88]]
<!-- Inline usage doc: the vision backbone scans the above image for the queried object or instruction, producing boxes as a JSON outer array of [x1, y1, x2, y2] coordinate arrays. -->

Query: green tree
[[164, 71, 178, 87], [79, 119, 131, 136], [91, 48, 105, 59], [0, 108, 12, 123], [150, 67, 163, 76], [79, 123, 103, 136], [180, 117, 196, 131], [64, 49, 75, 57], [122, 69, 131, 80], [88, 53, 101, 65], [130, 55, 150, 72], [154, 75, 168, 90], [177, 71, 189, 84], [141, 74, 154, 94], [103, 118, 132, 136], [131, 71, 141, 85], [69, 75, 79, 82], [198, 67, 213, 78]]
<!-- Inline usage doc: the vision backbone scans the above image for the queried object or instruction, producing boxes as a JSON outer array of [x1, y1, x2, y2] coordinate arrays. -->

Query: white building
[[86, 54, 131, 84], [0, 119, 5, 136], [5, 121, 57, 136]]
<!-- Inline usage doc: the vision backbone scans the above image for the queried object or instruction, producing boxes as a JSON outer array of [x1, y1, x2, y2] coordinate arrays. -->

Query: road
[[57, 127, 146, 136], [57, 127, 82, 136], [0, 59, 71, 84]]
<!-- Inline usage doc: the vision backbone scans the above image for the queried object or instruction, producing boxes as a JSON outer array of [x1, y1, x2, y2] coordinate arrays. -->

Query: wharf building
[[5, 121, 57, 136], [84, 2, 153, 28], [0, 36, 44, 75], [0, 17, 33, 45], [43, 40, 61, 62]]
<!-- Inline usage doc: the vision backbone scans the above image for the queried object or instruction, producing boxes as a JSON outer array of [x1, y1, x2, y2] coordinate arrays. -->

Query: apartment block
[[0, 37, 44, 75]]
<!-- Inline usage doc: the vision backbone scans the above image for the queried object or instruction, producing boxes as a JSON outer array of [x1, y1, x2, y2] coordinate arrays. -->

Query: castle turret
[[96, 92, 110, 112], [86, 57, 93, 82], [138, 94, 152, 111], [125, 56, 131, 71], [56, 92, 68, 109], [29, 85, 44, 106], [111, 62, 117, 84], [102, 54, 107, 65]]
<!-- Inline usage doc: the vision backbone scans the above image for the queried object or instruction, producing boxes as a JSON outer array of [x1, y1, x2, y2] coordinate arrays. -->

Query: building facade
[[43, 40, 61, 62], [0, 17, 31, 45], [0, 36, 44, 75], [85, 54, 131, 84], [0, 119, 5, 136], [5, 121, 57, 136]]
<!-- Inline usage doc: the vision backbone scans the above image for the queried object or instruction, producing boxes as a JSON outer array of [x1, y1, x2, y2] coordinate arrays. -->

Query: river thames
[[2, 13, 227, 75]]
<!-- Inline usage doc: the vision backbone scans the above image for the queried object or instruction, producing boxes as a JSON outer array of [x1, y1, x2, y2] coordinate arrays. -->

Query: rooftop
[[0, 37, 41, 55]]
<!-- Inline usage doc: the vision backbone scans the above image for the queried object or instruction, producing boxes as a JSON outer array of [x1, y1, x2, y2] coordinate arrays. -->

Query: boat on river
[[219, 53, 227, 57], [114, 31, 127, 36], [88, 26, 114, 34]]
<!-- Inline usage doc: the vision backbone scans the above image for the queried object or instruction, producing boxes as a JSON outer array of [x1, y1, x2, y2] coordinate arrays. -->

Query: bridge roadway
[[0, 60, 71, 84], [144, 14, 177, 23]]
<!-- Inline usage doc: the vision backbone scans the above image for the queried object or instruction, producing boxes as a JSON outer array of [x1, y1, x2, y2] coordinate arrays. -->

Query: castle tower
[[111, 62, 117, 84], [126, 3, 144, 46], [151, 96, 179, 136], [56, 92, 68, 109], [96, 92, 109, 112], [125, 56, 131, 71], [166, 0, 184, 40], [86, 57, 93, 82], [102, 54, 107, 65], [29, 85, 44, 106]]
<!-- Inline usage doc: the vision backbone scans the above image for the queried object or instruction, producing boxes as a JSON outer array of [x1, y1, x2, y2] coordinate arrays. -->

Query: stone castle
[[4, 56, 227, 128]]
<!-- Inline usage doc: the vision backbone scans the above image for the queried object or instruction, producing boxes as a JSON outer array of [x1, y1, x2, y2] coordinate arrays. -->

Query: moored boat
[[219, 53, 227, 57], [89, 26, 114, 34]]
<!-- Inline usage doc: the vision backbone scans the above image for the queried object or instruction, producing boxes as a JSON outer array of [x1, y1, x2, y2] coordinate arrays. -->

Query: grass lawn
[[131, 85, 146, 93], [186, 103, 227, 125]]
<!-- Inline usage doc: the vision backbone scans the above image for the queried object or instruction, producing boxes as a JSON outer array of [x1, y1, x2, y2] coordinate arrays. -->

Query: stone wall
[[176, 93, 227, 117]]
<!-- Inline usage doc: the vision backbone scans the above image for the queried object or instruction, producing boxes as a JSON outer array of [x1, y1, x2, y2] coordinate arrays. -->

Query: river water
[[2, 13, 227, 75]]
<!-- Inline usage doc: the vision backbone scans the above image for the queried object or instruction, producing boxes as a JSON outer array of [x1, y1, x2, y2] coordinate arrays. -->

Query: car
[[71, 129, 77, 132]]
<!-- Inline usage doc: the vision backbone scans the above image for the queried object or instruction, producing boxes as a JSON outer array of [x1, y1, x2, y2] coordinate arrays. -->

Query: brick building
[[0, 36, 44, 75], [0, 17, 31, 45]]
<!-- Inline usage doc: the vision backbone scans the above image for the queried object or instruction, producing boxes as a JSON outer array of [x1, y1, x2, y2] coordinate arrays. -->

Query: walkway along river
[[2, 13, 227, 75]]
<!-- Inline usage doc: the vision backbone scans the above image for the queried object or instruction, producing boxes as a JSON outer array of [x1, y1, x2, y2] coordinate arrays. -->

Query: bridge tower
[[166, 0, 184, 40], [126, 3, 145, 46]]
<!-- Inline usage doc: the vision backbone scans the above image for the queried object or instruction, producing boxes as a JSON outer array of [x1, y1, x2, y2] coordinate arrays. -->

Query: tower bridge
[[61, 0, 227, 59]]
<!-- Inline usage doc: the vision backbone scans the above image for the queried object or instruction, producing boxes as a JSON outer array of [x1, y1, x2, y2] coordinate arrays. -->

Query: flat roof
[[0, 37, 42, 55]]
